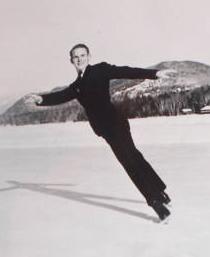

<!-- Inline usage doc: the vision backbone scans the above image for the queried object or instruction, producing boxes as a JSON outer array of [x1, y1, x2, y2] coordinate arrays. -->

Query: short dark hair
[[69, 43, 90, 59]]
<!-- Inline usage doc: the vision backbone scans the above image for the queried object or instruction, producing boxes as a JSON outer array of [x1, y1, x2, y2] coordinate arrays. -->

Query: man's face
[[71, 47, 90, 73]]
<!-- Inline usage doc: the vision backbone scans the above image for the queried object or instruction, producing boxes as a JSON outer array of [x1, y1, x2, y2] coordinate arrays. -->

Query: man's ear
[[70, 57, 73, 64]]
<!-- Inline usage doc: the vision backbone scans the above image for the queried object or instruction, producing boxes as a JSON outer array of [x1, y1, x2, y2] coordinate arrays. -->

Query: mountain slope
[[1, 60, 210, 126]]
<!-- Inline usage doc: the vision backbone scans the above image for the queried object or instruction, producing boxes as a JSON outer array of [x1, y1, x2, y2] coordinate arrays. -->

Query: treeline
[[0, 85, 210, 126], [114, 84, 210, 118], [0, 100, 86, 126]]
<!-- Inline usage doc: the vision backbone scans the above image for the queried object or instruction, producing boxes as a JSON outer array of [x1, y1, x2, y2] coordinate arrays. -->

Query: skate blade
[[159, 214, 170, 225]]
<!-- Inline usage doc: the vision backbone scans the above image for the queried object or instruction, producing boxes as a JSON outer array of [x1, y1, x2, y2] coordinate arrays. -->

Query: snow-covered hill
[[1, 60, 210, 126]]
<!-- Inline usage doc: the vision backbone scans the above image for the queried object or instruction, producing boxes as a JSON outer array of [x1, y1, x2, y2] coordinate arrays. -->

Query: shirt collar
[[79, 65, 90, 78]]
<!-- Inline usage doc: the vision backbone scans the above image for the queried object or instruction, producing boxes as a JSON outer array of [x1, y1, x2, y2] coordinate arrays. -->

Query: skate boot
[[151, 200, 171, 221]]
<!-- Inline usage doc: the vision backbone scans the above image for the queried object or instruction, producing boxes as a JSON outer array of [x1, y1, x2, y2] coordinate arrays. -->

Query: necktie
[[75, 71, 82, 93], [78, 71, 82, 80]]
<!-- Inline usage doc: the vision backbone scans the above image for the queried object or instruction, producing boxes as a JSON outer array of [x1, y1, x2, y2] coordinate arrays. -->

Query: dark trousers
[[102, 119, 166, 205]]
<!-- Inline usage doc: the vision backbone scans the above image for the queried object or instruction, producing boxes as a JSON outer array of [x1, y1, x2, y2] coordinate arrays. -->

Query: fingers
[[23, 94, 43, 105], [156, 69, 177, 79], [163, 69, 177, 77]]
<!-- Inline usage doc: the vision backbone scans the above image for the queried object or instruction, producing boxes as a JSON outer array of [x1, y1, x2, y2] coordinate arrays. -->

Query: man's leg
[[103, 124, 170, 219]]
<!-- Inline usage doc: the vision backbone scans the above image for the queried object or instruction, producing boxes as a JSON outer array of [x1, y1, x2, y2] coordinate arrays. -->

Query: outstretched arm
[[38, 85, 77, 106], [24, 84, 77, 106], [102, 62, 158, 80]]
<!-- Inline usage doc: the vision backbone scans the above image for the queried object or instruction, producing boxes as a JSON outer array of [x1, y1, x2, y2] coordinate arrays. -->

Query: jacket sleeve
[[37, 84, 77, 106], [101, 62, 158, 80]]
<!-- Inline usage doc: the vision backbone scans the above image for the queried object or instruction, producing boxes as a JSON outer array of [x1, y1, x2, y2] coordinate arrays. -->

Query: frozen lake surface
[[0, 114, 210, 257]]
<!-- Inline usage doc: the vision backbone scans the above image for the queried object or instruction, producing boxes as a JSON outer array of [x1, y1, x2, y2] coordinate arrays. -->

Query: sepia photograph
[[0, 0, 210, 256]]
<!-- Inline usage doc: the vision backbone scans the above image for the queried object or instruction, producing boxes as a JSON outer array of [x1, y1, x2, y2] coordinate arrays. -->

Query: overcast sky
[[1, 0, 210, 98]]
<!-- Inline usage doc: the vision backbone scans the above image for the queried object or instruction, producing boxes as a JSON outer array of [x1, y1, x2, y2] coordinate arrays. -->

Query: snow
[[0, 114, 210, 257], [201, 105, 210, 114]]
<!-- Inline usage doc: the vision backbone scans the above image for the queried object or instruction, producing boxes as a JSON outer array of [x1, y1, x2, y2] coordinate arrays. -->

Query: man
[[26, 44, 172, 220]]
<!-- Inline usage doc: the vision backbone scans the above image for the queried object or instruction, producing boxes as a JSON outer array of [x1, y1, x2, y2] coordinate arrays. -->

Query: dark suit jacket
[[38, 62, 158, 137]]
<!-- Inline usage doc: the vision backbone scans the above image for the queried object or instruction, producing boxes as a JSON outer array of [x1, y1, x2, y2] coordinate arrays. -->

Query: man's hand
[[23, 94, 43, 105], [156, 69, 177, 80]]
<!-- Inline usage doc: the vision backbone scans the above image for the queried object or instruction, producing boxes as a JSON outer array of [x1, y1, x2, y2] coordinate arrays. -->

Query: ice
[[0, 114, 210, 257]]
